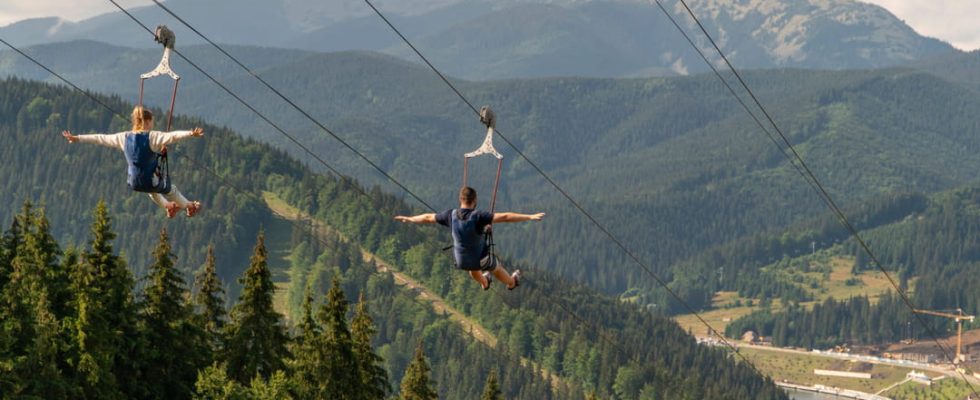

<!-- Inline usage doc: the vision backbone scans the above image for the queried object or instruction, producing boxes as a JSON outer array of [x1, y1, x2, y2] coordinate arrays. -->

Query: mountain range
[[0, 0, 958, 79]]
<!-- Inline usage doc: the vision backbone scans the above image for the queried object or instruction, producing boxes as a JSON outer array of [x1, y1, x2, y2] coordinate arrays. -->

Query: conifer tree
[[194, 363, 246, 400], [0, 216, 22, 287], [194, 244, 227, 351], [223, 230, 289, 383], [1, 204, 72, 398], [321, 276, 361, 398], [140, 228, 209, 399], [19, 290, 70, 399], [298, 288, 317, 340], [291, 276, 360, 399], [289, 288, 319, 398], [400, 342, 437, 400], [28, 208, 71, 318], [2, 204, 45, 355], [352, 293, 390, 400], [480, 371, 502, 400], [71, 200, 139, 399]]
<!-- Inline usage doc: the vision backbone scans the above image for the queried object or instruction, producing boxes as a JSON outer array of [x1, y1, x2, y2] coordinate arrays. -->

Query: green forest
[[7, 44, 980, 304], [724, 186, 980, 348], [0, 78, 787, 399]]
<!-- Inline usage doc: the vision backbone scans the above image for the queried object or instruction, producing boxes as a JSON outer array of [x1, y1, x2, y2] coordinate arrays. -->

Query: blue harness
[[123, 132, 171, 194]]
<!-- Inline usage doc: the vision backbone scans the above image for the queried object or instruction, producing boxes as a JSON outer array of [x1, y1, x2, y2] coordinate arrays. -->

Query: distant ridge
[[0, 0, 957, 79]]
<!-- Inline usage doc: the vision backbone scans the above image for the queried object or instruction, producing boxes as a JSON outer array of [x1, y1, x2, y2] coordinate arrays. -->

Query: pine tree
[[223, 230, 290, 383], [480, 371, 502, 400], [71, 200, 139, 399], [289, 288, 320, 398], [291, 276, 360, 399], [193, 244, 227, 351], [0, 216, 22, 288], [400, 342, 437, 400], [194, 363, 246, 400], [18, 290, 71, 399], [0, 204, 73, 398], [319, 276, 359, 399], [352, 293, 390, 400], [140, 228, 209, 399], [298, 288, 318, 340]]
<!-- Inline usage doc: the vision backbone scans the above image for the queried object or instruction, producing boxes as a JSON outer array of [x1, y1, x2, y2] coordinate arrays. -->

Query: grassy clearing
[[738, 347, 923, 394], [262, 191, 303, 322], [674, 255, 906, 334], [884, 377, 974, 400], [673, 291, 775, 334], [798, 256, 897, 302]]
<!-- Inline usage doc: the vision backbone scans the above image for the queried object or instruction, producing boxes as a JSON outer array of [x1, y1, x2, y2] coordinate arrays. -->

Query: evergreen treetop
[[400, 342, 437, 400]]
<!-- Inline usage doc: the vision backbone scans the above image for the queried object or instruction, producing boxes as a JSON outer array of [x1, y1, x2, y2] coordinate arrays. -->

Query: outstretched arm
[[493, 212, 545, 223], [152, 127, 204, 150], [394, 213, 437, 224], [63, 130, 126, 150]]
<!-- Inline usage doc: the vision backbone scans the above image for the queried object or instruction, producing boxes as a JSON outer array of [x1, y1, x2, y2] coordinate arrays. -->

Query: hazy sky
[[0, 0, 978, 50]]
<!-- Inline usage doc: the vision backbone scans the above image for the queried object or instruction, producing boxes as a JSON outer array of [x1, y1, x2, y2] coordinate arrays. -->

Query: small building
[[814, 369, 872, 379], [882, 352, 937, 364], [907, 371, 931, 386]]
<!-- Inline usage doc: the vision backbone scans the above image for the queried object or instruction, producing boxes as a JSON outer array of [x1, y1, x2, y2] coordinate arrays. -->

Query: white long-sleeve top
[[75, 130, 194, 153]]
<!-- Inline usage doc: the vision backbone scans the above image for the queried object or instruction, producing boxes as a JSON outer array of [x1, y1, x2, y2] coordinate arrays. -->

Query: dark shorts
[[458, 253, 496, 272]]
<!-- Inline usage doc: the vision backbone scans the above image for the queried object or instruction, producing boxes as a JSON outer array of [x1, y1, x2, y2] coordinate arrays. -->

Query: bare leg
[[469, 270, 489, 289], [148, 192, 170, 209], [147, 193, 179, 218], [490, 264, 516, 289], [166, 185, 201, 217], [164, 185, 192, 208]]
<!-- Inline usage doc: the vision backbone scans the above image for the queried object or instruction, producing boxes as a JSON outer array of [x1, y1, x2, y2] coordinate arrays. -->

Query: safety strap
[[155, 147, 169, 186]]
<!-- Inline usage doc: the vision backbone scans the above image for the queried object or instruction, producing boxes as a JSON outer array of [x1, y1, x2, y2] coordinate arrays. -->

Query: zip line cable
[[649, 1, 826, 200], [2, 25, 773, 398], [128, 2, 728, 388], [102, 0, 388, 203], [659, 0, 979, 391], [0, 31, 672, 397], [362, 0, 768, 376], [0, 36, 351, 254], [364, 0, 756, 352], [144, 0, 436, 213], [9, 0, 652, 390], [0, 34, 456, 366]]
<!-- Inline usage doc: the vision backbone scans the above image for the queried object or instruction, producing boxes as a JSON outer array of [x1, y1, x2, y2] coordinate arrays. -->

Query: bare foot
[[165, 202, 179, 219], [185, 201, 201, 217]]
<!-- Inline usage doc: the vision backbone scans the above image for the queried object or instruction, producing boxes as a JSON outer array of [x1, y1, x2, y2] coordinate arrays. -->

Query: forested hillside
[[0, 78, 787, 399], [5, 42, 980, 308], [724, 185, 980, 349]]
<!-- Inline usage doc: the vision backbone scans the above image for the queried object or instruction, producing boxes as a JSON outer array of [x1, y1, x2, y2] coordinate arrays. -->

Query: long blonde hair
[[131, 106, 153, 132]]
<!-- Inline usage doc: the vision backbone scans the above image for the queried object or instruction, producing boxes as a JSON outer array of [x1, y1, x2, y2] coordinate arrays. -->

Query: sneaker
[[165, 202, 180, 219], [508, 270, 521, 290], [481, 271, 492, 291], [185, 201, 202, 217]]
